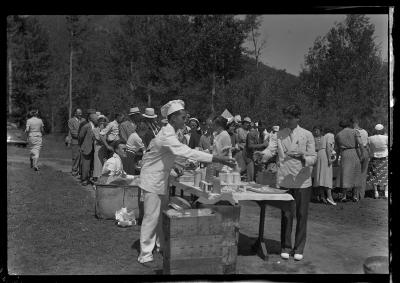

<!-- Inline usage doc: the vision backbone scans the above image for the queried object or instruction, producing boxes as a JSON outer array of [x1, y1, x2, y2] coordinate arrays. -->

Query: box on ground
[[162, 209, 224, 274], [94, 184, 140, 219], [196, 202, 241, 274]]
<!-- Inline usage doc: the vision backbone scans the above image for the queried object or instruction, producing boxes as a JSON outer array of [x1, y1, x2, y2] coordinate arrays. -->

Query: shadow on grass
[[238, 232, 281, 257]]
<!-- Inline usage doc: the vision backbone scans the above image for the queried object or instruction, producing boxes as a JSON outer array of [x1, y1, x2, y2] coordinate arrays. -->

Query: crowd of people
[[24, 101, 388, 263], [60, 104, 388, 202]]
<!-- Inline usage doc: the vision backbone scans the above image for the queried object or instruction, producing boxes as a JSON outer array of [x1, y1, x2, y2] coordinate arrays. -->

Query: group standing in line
[[24, 102, 389, 264]]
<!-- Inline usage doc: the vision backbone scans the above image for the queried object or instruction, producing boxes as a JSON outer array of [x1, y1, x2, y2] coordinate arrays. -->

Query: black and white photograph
[[6, 10, 392, 278]]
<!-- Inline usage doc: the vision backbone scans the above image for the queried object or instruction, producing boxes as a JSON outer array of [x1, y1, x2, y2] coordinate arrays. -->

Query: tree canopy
[[7, 15, 388, 135]]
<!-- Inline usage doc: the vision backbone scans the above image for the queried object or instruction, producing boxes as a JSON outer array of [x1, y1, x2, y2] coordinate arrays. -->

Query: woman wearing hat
[[188, 117, 202, 149], [367, 124, 388, 199], [25, 109, 45, 171], [137, 100, 236, 264]]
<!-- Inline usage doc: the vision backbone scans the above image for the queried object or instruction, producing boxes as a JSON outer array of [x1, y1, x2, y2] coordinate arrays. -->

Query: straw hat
[[142, 108, 157, 119], [375, 124, 384, 131], [243, 117, 252, 123]]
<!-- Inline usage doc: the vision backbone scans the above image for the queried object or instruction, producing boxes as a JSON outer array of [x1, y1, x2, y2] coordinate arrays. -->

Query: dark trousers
[[81, 152, 93, 182], [280, 187, 312, 254], [71, 143, 81, 175], [246, 158, 255, 182], [358, 157, 370, 199]]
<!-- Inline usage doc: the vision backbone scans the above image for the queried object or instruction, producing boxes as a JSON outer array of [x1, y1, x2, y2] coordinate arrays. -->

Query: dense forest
[[7, 15, 388, 135]]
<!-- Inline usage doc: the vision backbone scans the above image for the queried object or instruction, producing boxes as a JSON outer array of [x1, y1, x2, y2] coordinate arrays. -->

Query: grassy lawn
[[7, 134, 389, 275]]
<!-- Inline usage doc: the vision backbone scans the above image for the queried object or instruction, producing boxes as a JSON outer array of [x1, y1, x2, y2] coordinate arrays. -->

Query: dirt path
[[7, 142, 388, 274]]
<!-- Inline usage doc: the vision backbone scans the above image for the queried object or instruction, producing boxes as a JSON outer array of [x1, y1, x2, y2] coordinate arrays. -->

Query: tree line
[[7, 14, 388, 135]]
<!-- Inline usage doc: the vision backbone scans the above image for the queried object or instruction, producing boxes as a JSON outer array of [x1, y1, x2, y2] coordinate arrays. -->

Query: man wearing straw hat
[[141, 107, 160, 149], [137, 100, 236, 264], [119, 107, 142, 144]]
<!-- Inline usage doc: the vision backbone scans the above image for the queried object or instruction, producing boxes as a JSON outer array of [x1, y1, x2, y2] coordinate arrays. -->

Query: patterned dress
[[367, 134, 388, 186]]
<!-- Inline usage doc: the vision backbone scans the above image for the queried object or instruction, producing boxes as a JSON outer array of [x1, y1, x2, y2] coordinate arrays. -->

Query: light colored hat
[[129, 107, 140, 115], [95, 111, 101, 116], [89, 113, 98, 120], [161, 100, 185, 118], [234, 115, 242, 123], [375, 124, 384, 131], [142, 108, 157, 119], [98, 114, 106, 119], [243, 117, 252, 123], [272, 125, 279, 132], [188, 117, 200, 125]]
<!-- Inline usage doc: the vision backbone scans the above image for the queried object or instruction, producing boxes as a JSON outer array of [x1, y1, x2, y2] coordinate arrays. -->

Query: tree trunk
[[211, 71, 216, 115], [8, 57, 12, 115], [51, 107, 55, 134], [69, 47, 73, 119], [147, 91, 151, 107]]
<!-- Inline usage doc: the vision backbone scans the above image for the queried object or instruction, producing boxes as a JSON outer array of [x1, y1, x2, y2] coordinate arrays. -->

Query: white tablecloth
[[171, 180, 294, 205]]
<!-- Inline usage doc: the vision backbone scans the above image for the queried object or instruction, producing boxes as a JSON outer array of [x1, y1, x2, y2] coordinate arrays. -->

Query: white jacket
[[139, 123, 213, 195]]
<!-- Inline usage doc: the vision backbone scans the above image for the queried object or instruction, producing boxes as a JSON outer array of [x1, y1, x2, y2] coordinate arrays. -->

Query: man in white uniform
[[137, 100, 236, 264]]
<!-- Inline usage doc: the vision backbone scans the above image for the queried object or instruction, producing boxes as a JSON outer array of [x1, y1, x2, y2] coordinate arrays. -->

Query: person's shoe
[[81, 181, 89, 186], [321, 197, 328, 204], [327, 198, 337, 206], [294, 254, 303, 261], [34, 166, 40, 172], [339, 197, 347, 203], [374, 191, 379, 199], [280, 252, 290, 260], [138, 255, 154, 264], [352, 197, 358, 202]]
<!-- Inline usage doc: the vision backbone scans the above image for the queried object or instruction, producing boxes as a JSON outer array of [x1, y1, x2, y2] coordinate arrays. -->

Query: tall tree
[[191, 15, 250, 115], [244, 15, 267, 68], [299, 15, 388, 132], [66, 15, 90, 119]]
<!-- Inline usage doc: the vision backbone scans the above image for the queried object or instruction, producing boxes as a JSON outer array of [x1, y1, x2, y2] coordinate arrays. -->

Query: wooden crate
[[163, 209, 224, 274], [196, 203, 241, 274]]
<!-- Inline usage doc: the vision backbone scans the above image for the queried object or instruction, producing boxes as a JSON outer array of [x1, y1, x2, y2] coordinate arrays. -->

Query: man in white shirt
[[102, 140, 128, 177], [137, 100, 236, 264], [254, 105, 316, 261]]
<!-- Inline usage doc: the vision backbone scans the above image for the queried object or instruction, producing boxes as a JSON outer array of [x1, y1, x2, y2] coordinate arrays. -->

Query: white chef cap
[[161, 100, 185, 118], [375, 124, 384, 131]]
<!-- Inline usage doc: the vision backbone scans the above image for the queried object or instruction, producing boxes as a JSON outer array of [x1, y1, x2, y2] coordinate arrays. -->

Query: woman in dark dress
[[188, 118, 202, 149]]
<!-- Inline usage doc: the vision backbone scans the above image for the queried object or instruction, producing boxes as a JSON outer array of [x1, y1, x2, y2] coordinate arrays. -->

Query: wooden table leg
[[251, 201, 268, 261]]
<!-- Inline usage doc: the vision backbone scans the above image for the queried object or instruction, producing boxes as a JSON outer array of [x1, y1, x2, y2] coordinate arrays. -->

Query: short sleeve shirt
[[26, 117, 44, 137], [213, 130, 232, 157], [127, 132, 145, 153]]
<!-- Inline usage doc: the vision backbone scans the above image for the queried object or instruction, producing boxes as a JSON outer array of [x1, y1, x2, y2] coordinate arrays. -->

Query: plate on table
[[246, 186, 288, 194]]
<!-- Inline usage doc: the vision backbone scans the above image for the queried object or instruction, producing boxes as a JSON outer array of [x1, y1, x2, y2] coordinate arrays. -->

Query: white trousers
[[138, 190, 168, 261]]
